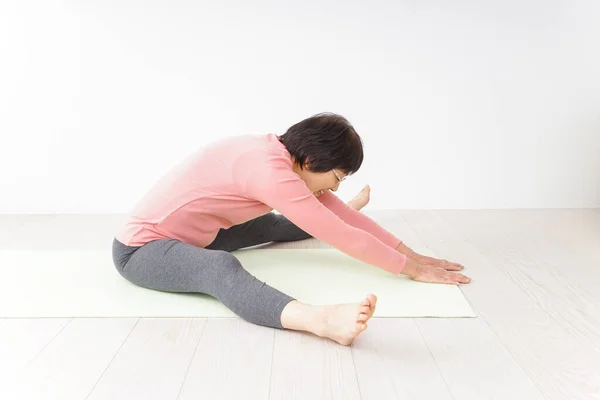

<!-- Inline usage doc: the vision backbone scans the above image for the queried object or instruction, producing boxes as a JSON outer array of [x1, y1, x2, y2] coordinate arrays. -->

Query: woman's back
[[115, 133, 287, 248]]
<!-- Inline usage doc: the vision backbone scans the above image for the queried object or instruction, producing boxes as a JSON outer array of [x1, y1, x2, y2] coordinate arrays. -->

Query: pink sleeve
[[317, 191, 402, 250], [245, 155, 407, 274]]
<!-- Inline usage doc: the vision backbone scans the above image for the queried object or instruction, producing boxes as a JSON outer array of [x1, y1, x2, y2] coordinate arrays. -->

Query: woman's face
[[292, 157, 347, 197]]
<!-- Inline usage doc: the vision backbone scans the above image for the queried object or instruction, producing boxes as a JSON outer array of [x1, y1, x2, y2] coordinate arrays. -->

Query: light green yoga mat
[[0, 248, 476, 318]]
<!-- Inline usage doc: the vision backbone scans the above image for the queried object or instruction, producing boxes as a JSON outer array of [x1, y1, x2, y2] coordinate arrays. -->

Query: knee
[[209, 250, 242, 271], [208, 251, 246, 284], [264, 212, 281, 222], [260, 212, 282, 230], [207, 251, 257, 297]]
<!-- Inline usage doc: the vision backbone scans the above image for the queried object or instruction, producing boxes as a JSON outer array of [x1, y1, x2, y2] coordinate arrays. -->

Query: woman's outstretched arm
[[318, 191, 465, 272]]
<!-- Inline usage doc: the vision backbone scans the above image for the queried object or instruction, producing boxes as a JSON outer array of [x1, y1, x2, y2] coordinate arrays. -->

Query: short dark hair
[[278, 112, 364, 174]]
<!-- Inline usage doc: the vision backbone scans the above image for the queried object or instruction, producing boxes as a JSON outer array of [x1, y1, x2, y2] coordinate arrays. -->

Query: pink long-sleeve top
[[115, 133, 407, 274]]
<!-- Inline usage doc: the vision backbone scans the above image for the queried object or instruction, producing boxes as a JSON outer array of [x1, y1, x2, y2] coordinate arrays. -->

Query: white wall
[[1, 0, 599, 213]]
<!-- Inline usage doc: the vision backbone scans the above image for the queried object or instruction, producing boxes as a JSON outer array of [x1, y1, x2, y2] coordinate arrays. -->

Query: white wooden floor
[[1, 209, 599, 400]]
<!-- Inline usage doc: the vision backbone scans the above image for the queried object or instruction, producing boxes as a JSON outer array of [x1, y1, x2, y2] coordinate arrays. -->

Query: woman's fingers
[[446, 262, 465, 271], [444, 271, 471, 284], [413, 266, 471, 285], [454, 272, 471, 284], [419, 256, 465, 271], [438, 259, 464, 271]]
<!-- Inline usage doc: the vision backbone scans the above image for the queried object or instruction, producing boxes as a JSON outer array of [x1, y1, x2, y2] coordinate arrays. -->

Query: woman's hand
[[411, 264, 471, 285], [401, 257, 471, 285], [417, 256, 464, 271], [396, 243, 465, 272]]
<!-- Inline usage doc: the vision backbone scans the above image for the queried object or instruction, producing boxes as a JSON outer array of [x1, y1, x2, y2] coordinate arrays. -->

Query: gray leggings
[[112, 213, 311, 329]]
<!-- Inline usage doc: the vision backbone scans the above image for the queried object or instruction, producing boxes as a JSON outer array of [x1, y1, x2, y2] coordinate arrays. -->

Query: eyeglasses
[[333, 169, 347, 183]]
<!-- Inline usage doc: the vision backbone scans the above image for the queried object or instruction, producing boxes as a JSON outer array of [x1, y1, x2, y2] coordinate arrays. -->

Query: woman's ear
[[303, 156, 311, 171]]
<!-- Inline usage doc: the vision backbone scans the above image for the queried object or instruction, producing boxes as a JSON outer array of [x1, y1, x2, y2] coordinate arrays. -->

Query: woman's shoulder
[[207, 132, 278, 150], [223, 133, 289, 161]]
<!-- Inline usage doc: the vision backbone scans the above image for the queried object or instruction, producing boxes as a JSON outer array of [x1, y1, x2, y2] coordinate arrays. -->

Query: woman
[[112, 113, 470, 346]]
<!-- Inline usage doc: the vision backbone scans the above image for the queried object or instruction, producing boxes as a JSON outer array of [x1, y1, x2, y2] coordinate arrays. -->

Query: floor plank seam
[[472, 307, 552, 400], [84, 318, 140, 400], [267, 328, 276, 400], [26, 318, 73, 368], [174, 318, 208, 400], [349, 344, 363, 400], [363, 339, 401, 399], [414, 320, 457, 400]]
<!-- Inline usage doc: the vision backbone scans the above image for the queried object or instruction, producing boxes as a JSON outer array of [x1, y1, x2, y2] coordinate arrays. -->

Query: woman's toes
[[347, 185, 371, 211], [360, 305, 370, 314], [356, 322, 367, 331], [357, 313, 369, 322], [366, 293, 377, 307]]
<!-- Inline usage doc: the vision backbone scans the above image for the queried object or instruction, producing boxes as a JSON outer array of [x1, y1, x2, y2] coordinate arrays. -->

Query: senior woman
[[112, 113, 470, 346]]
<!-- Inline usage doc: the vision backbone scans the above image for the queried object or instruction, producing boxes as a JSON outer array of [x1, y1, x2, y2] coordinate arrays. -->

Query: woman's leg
[[205, 213, 311, 252], [112, 237, 377, 345], [205, 185, 373, 252], [113, 237, 293, 328]]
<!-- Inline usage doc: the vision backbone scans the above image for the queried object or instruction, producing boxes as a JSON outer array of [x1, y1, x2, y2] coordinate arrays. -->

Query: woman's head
[[278, 112, 364, 195]]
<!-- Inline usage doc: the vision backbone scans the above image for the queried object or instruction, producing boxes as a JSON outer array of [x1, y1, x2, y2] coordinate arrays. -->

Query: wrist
[[400, 257, 421, 278], [396, 242, 418, 259]]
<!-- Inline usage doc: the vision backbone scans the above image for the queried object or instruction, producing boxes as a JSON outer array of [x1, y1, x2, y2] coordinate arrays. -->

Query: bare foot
[[347, 185, 371, 211], [316, 294, 377, 345]]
